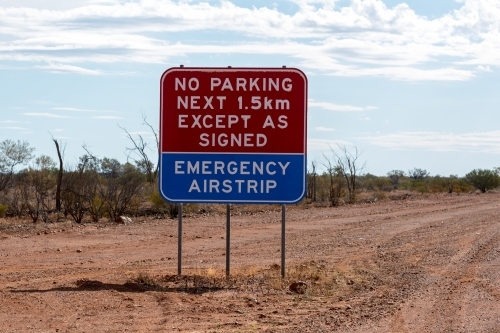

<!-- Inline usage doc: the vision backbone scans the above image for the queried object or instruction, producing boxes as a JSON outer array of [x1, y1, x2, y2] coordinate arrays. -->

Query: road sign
[[159, 67, 307, 203]]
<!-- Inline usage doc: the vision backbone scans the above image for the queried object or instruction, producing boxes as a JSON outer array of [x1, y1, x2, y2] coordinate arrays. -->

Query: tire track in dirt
[[384, 203, 500, 332], [418, 229, 500, 333], [335, 195, 500, 332], [272, 196, 500, 332]]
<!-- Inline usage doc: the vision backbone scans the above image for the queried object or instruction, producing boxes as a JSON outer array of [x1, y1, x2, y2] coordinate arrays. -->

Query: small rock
[[289, 281, 307, 294], [76, 249, 82, 253], [57, 248, 62, 252]]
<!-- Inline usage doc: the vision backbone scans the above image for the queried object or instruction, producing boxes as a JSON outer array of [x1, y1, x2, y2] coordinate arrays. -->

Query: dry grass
[[128, 271, 165, 290], [132, 261, 380, 299]]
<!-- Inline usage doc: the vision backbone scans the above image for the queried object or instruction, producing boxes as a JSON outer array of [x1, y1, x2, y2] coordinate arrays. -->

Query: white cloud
[[34, 64, 103, 75], [307, 138, 350, 151], [0, 120, 21, 123], [51, 107, 97, 112], [309, 100, 376, 112], [309, 101, 364, 112], [0, 0, 499, 80], [476, 65, 491, 72], [30, 100, 53, 105], [0, 0, 94, 10], [1, 126, 28, 130], [315, 126, 334, 132], [22, 112, 70, 118], [92, 115, 123, 119], [360, 130, 500, 154], [52, 107, 119, 113]]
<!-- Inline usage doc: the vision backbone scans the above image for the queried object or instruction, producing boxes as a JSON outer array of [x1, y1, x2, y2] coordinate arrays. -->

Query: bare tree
[[307, 161, 317, 202], [119, 124, 155, 184], [387, 170, 405, 189], [141, 112, 159, 150], [322, 154, 345, 206], [141, 112, 160, 177], [79, 146, 105, 222], [50, 135, 65, 212], [18, 155, 56, 223], [100, 167, 143, 221], [0, 139, 35, 192], [60, 169, 87, 223], [80, 146, 101, 173], [4, 189, 23, 218], [329, 145, 365, 204]]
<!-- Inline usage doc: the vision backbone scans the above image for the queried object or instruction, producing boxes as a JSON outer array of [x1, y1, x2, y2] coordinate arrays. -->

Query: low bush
[[0, 204, 7, 218]]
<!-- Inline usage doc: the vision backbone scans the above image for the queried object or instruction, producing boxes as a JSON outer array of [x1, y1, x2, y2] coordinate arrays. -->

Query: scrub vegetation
[[0, 137, 497, 224]]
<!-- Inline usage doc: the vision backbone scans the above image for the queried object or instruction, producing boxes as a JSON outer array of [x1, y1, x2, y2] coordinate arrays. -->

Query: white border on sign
[[158, 67, 308, 204]]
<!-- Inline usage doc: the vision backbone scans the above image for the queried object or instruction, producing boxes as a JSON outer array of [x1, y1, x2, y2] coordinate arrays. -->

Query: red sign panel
[[160, 67, 307, 154]]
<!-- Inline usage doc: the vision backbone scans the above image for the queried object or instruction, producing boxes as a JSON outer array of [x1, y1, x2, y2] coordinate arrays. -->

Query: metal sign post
[[178, 203, 183, 275], [226, 204, 231, 278], [281, 204, 286, 278]]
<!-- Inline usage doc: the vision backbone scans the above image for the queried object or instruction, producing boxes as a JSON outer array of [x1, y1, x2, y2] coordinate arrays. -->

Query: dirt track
[[1, 193, 500, 332]]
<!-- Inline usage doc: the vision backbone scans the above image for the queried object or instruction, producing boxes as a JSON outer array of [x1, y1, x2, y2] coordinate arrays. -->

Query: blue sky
[[1, 0, 499, 176]]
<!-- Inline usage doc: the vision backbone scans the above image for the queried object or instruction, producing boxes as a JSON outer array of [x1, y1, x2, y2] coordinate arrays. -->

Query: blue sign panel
[[159, 153, 306, 203]]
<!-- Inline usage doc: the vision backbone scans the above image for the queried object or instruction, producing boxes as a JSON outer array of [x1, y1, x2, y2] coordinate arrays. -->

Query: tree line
[[0, 138, 176, 222], [307, 146, 499, 206], [0, 139, 499, 221]]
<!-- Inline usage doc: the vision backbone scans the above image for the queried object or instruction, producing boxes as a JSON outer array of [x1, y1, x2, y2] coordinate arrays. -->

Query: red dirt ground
[[1, 192, 500, 332]]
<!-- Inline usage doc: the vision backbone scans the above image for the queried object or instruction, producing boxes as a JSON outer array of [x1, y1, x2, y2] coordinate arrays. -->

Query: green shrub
[[410, 180, 428, 194], [149, 190, 166, 209], [465, 169, 500, 193], [148, 189, 178, 218], [0, 204, 7, 217], [372, 191, 387, 200]]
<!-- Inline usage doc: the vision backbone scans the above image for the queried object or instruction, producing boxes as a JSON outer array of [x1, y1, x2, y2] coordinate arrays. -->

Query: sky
[[1, 0, 499, 177]]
